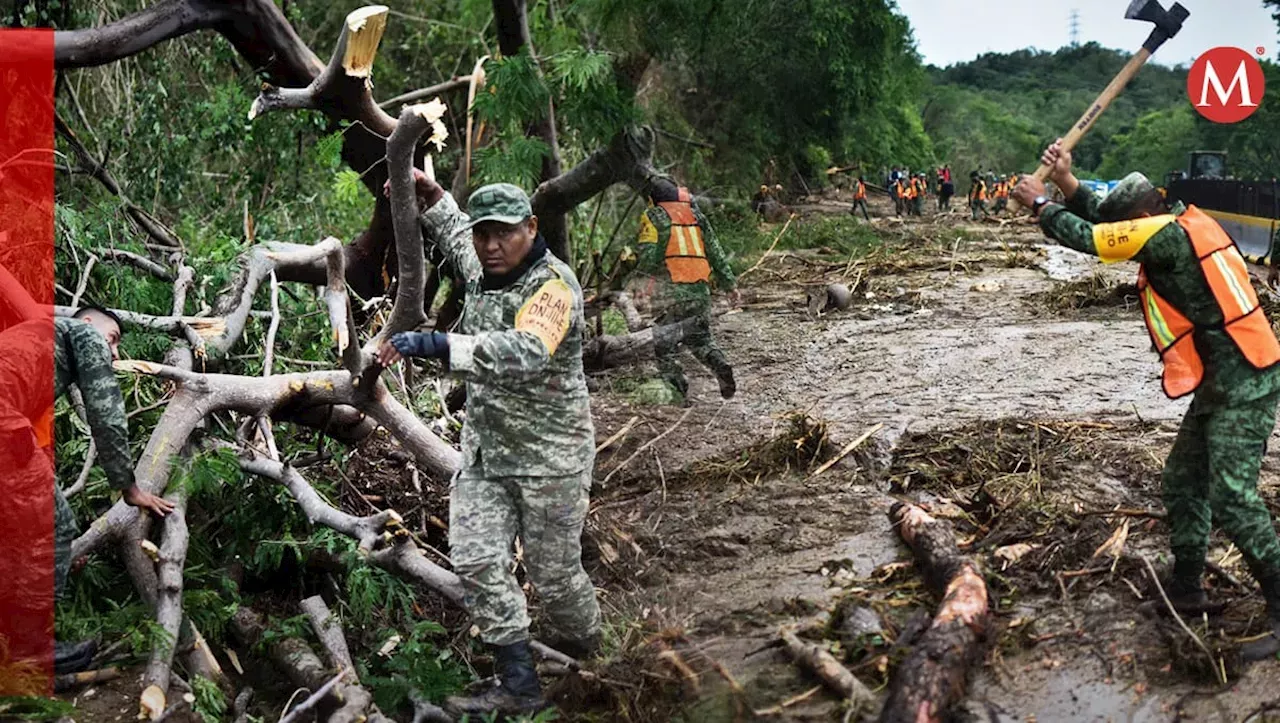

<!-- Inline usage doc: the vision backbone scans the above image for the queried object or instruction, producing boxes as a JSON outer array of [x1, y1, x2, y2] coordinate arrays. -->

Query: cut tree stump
[[881, 502, 991, 723]]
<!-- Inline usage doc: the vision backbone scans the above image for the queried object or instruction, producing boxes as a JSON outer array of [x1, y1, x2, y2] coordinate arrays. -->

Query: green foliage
[[191, 676, 228, 723], [925, 45, 1279, 183], [1096, 106, 1199, 181], [346, 565, 418, 627], [0, 697, 78, 721], [361, 621, 468, 711]]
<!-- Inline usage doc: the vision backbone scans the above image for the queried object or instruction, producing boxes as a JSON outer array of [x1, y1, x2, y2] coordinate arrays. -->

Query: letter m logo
[[1189, 47, 1266, 124]]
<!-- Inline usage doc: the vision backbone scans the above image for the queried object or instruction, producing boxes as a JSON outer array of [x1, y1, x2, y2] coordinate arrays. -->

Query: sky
[[894, 0, 1280, 68]]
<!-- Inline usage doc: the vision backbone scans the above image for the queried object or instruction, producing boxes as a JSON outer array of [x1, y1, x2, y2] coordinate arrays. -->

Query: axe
[[1011, 0, 1189, 213]]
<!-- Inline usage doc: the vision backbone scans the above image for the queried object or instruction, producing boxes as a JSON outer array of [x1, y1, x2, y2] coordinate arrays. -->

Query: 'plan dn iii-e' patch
[[516, 278, 573, 355]]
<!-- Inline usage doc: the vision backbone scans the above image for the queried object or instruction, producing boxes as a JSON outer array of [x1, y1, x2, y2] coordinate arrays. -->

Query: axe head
[[1125, 0, 1190, 53]]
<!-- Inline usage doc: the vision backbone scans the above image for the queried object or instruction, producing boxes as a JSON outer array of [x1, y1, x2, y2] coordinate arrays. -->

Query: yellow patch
[[516, 279, 574, 355], [1092, 214, 1175, 263], [637, 215, 658, 245]]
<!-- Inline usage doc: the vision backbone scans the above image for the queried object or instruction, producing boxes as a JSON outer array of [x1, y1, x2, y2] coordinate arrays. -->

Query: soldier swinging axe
[[1010, 0, 1189, 213]]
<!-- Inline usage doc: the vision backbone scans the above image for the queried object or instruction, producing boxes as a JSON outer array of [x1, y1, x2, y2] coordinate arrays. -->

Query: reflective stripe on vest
[[1137, 205, 1280, 398], [657, 194, 711, 284]]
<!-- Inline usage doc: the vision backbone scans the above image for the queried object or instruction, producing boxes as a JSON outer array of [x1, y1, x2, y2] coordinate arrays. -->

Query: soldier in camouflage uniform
[[0, 309, 172, 675], [635, 177, 738, 403], [378, 177, 599, 718], [1014, 140, 1280, 662]]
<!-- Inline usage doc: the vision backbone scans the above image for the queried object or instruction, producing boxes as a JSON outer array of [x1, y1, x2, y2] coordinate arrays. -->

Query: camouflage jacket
[[1040, 187, 1280, 406], [0, 318, 134, 489], [421, 194, 595, 477], [636, 199, 736, 309]]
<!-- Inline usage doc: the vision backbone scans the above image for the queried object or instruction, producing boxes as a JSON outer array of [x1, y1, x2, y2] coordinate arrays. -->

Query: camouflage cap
[[1098, 172, 1158, 222], [465, 183, 532, 229]]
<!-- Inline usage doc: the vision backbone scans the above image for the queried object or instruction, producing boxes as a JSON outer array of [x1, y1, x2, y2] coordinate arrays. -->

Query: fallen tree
[[52, 2, 662, 716], [881, 502, 992, 723]]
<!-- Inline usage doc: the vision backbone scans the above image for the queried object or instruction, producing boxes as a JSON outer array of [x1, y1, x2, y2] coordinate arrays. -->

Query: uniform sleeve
[[420, 193, 484, 281], [446, 274, 579, 384], [1038, 205, 1183, 269], [695, 207, 736, 290], [636, 207, 667, 276], [65, 325, 134, 491], [1061, 184, 1102, 222]]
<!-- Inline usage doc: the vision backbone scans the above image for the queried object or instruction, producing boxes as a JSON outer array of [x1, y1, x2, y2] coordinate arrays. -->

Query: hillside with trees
[[923, 42, 1279, 182]]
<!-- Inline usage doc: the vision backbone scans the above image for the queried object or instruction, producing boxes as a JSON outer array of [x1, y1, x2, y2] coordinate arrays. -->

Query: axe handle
[[1011, 47, 1153, 213]]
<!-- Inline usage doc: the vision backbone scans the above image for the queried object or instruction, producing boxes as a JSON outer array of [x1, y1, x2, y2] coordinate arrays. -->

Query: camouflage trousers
[[449, 465, 601, 647], [850, 198, 869, 221], [970, 199, 988, 221], [55, 480, 77, 598], [653, 300, 732, 397], [1163, 390, 1280, 587], [991, 198, 1008, 214], [912, 197, 924, 216]]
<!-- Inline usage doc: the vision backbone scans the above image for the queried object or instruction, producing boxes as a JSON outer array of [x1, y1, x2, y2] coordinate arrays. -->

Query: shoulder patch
[[516, 278, 574, 356], [638, 214, 658, 245], [1092, 214, 1176, 263]]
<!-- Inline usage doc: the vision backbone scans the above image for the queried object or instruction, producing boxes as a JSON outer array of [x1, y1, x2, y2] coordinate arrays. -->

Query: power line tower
[[1068, 9, 1081, 47]]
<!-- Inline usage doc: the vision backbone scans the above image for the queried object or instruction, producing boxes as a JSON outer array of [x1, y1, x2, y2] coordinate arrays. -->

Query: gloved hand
[[391, 331, 450, 359]]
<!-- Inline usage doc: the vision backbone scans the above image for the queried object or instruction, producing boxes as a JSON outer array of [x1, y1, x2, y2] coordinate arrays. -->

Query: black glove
[[391, 331, 450, 359]]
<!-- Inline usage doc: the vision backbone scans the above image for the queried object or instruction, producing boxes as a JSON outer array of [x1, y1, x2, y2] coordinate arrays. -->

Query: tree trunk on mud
[[881, 502, 992, 723]]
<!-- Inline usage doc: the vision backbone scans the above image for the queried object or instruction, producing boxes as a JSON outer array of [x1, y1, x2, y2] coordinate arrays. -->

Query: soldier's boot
[[1163, 575, 1224, 616], [1242, 577, 1280, 662], [543, 632, 602, 661], [54, 639, 98, 675], [714, 364, 736, 399], [445, 640, 548, 719]]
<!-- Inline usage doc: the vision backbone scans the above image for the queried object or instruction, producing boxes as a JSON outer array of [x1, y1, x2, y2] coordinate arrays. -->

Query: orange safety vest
[[657, 188, 712, 284], [995, 182, 1008, 200], [970, 180, 986, 202], [854, 181, 866, 200], [1138, 206, 1280, 398]]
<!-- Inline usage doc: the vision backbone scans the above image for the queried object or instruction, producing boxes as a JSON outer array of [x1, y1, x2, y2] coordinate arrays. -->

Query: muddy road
[[576, 203, 1280, 722]]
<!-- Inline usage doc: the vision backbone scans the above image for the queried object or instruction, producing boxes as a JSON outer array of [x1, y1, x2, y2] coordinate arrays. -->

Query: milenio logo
[[1187, 46, 1266, 123]]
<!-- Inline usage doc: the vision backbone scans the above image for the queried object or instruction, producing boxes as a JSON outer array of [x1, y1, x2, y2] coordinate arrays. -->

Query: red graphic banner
[[0, 28, 56, 696]]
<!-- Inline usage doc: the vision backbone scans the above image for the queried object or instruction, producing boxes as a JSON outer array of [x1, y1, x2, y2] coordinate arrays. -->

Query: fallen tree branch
[[95, 247, 175, 281], [374, 100, 450, 355], [603, 407, 692, 485], [53, 667, 121, 693], [54, 114, 184, 248], [300, 596, 357, 681], [139, 483, 191, 721], [808, 423, 884, 480], [779, 628, 875, 715], [1141, 555, 1225, 685], [881, 502, 991, 723], [278, 668, 350, 723], [379, 75, 472, 109], [738, 214, 796, 281]]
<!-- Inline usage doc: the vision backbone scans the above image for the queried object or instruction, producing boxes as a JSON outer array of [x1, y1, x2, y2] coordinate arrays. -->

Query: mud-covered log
[[583, 314, 702, 371], [881, 502, 991, 723]]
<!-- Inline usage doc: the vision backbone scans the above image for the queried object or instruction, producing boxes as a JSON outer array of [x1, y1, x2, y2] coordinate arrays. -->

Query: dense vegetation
[[28, 0, 1280, 718], [924, 42, 1280, 182]]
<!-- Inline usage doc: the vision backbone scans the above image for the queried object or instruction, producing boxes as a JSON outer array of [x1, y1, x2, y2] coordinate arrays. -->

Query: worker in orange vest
[[849, 177, 869, 221], [893, 175, 910, 217], [636, 176, 738, 402], [968, 171, 989, 221], [1015, 139, 1280, 662], [912, 173, 928, 216], [990, 177, 1009, 214]]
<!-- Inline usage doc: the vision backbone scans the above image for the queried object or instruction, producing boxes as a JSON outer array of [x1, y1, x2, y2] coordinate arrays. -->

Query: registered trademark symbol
[[1258, 46, 1267, 56]]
